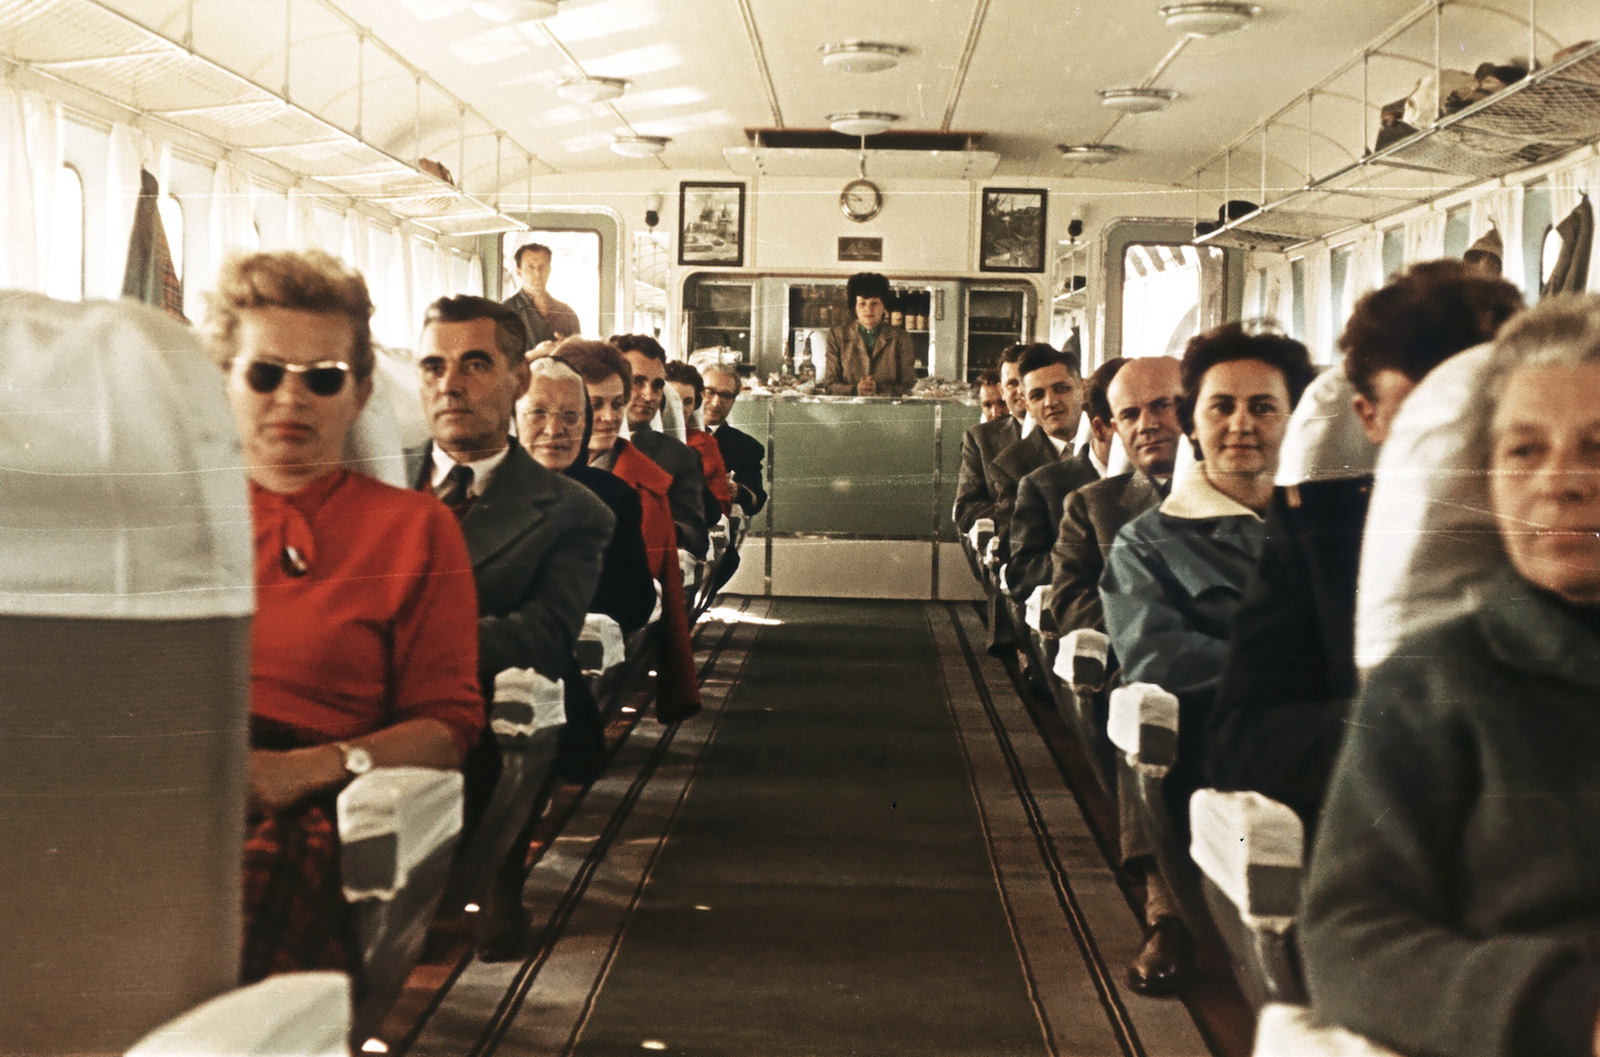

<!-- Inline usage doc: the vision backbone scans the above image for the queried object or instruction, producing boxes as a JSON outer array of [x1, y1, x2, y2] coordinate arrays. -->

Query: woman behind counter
[[821, 271, 917, 397]]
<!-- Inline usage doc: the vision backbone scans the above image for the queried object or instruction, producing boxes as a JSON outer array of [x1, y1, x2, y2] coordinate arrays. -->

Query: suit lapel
[[460, 445, 559, 569]]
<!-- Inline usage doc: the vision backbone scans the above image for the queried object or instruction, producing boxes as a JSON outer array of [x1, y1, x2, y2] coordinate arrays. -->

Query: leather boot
[[1126, 916, 1191, 996]]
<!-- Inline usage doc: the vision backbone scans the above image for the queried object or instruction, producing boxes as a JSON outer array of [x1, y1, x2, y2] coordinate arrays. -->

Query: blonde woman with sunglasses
[[206, 250, 483, 984]]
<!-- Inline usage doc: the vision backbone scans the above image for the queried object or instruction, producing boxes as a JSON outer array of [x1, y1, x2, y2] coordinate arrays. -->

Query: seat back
[[1355, 345, 1501, 669], [1275, 367, 1377, 486], [0, 294, 252, 1055]]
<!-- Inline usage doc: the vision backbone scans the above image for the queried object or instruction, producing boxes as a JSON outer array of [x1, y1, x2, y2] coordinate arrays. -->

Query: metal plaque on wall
[[837, 237, 883, 262]]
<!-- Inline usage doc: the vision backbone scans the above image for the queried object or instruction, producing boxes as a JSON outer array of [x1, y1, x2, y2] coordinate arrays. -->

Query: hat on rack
[[1464, 228, 1503, 276]]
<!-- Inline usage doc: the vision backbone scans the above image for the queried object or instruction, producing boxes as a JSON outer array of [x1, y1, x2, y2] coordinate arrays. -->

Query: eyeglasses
[[522, 408, 583, 431], [241, 358, 352, 397], [705, 387, 739, 401]]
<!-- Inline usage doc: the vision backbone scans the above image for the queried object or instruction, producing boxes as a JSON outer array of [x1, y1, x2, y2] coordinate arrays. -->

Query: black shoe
[[1126, 917, 1192, 997], [476, 914, 529, 963]]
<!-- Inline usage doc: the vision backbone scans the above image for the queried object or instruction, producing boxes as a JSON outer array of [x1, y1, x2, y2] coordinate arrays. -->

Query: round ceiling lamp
[[826, 111, 898, 137], [1097, 87, 1179, 113], [1058, 143, 1126, 164], [1159, 2, 1260, 36], [819, 41, 909, 74], [471, 0, 558, 21], [558, 76, 629, 104], [610, 135, 669, 158]]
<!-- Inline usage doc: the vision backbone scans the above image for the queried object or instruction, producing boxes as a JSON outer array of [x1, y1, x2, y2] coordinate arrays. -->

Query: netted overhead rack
[[0, 0, 541, 236], [1192, 0, 1600, 253]]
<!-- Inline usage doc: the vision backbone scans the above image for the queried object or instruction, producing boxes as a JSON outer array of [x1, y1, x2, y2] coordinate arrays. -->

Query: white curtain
[[468, 253, 484, 297], [1470, 184, 1525, 290], [207, 158, 257, 286], [340, 208, 370, 278], [1344, 228, 1384, 323], [103, 123, 146, 299], [1262, 254, 1293, 331], [284, 187, 320, 250], [1305, 244, 1334, 362], [1404, 208, 1447, 265], [374, 225, 411, 350], [1242, 259, 1263, 321], [0, 83, 61, 293]]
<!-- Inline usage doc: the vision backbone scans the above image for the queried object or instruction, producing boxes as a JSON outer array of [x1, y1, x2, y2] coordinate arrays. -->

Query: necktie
[[440, 464, 474, 519]]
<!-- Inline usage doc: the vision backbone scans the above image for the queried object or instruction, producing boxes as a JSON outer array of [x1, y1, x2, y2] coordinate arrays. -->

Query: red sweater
[[686, 429, 732, 516], [249, 469, 484, 759]]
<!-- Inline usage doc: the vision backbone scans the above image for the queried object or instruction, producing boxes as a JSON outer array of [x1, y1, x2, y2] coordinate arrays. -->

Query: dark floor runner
[[571, 600, 1047, 1057]]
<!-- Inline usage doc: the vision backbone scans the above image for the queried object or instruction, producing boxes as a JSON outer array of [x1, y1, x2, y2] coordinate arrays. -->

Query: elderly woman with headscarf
[[207, 250, 482, 983], [1299, 294, 1600, 1057]]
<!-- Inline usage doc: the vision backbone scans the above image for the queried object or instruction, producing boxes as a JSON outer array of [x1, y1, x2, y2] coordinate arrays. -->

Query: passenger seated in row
[[1300, 294, 1600, 1057], [976, 368, 1009, 422], [408, 296, 615, 822], [1005, 356, 1125, 600], [989, 343, 1089, 551], [610, 333, 712, 559], [700, 363, 767, 516], [209, 251, 483, 983], [665, 358, 734, 516], [1205, 261, 1521, 829], [561, 339, 703, 722], [954, 344, 1024, 536], [1100, 324, 1313, 995]]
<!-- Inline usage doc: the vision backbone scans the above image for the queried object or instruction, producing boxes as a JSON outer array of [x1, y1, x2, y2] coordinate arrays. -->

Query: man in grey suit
[[1005, 358, 1131, 601], [610, 333, 712, 559], [953, 362, 1022, 534], [1040, 354, 1185, 995], [987, 344, 1084, 550]]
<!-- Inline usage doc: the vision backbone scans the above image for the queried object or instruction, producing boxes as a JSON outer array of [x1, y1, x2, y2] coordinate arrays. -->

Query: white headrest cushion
[[1065, 628, 1110, 662], [343, 367, 408, 487], [1190, 789, 1304, 920], [490, 668, 566, 734], [1106, 431, 1131, 477], [1355, 345, 1500, 669], [0, 294, 252, 619], [125, 972, 351, 1057], [337, 767, 463, 901], [1275, 367, 1377, 485], [1025, 585, 1048, 631], [1253, 1003, 1406, 1057], [1107, 683, 1179, 756], [581, 613, 626, 672]]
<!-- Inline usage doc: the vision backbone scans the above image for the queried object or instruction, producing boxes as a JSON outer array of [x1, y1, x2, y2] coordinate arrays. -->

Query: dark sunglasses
[[242, 358, 352, 397]]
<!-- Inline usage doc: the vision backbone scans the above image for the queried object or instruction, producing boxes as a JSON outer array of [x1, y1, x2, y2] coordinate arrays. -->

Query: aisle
[[571, 600, 1044, 1057]]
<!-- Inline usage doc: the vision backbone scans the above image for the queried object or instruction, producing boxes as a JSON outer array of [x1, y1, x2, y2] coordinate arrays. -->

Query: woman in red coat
[[665, 359, 733, 517], [556, 339, 702, 722], [207, 250, 483, 984]]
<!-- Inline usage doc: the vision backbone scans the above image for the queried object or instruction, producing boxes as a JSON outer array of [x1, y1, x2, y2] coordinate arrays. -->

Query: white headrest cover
[[0, 293, 252, 619], [1071, 409, 1091, 451], [1107, 683, 1179, 757], [581, 612, 626, 671], [1189, 789, 1303, 920], [336, 768, 463, 902], [1105, 431, 1131, 477], [1355, 345, 1501, 669], [343, 367, 408, 487], [370, 345, 430, 453], [1275, 367, 1377, 485], [657, 382, 689, 442]]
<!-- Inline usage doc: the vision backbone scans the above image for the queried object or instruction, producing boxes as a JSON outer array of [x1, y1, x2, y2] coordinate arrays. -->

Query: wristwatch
[[336, 742, 373, 777]]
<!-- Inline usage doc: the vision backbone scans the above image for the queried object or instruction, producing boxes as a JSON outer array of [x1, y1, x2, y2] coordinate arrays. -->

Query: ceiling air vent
[[725, 129, 998, 179]]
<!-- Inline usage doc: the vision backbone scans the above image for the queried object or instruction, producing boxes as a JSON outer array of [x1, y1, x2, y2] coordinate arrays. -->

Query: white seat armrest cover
[[1025, 585, 1048, 632], [1253, 1004, 1404, 1057], [491, 667, 567, 736], [1190, 789, 1304, 926], [967, 517, 996, 550], [983, 535, 1004, 569], [679, 548, 700, 585], [1053, 628, 1108, 683], [711, 514, 731, 539], [581, 613, 626, 672], [1274, 368, 1378, 486], [125, 972, 351, 1057], [649, 579, 664, 624], [336, 768, 463, 902], [1108, 683, 1179, 764]]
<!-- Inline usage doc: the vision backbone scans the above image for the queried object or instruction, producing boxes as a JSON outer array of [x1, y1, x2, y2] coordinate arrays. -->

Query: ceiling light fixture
[[1097, 87, 1179, 113], [826, 111, 898, 137], [610, 135, 669, 157], [471, 0, 558, 22], [1159, 2, 1260, 36], [558, 76, 629, 104], [1058, 143, 1127, 164], [819, 41, 909, 74]]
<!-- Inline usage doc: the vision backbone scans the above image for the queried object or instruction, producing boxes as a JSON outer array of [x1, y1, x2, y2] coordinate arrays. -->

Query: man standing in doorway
[[503, 243, 581, 352]]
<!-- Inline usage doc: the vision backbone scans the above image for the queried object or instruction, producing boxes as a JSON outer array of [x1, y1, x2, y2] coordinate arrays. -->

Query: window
[[1442, 204, 1472, 259], [46, 164, 84, 302], [505, 229, 601, 338], [157, 194, 184, 281], [1290, 258, 1307, 342], [1381, 227, 1405, 281], [1120, 243, 1213, 358], [1329, 245, 1351, 332]]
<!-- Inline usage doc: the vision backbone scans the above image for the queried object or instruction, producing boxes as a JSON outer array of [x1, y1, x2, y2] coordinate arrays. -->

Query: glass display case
[[683, 276, 756, 363], [964, 286, 1031, 380], [783, 280, 938, 381]]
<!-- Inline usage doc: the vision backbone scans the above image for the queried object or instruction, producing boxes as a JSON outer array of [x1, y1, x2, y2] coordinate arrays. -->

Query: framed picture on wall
[[678, 182, 745, 267], [979, 188, 1047, 273]]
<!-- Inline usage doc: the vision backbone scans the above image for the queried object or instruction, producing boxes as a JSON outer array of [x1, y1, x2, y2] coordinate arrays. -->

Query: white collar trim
[[1159, 466, 1263, 521], [429, 443, 511, 499]]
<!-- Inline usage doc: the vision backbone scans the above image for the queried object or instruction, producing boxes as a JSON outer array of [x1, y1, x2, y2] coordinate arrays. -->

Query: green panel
[[939, 405, 982, 542], [769, 401, 939, 538]]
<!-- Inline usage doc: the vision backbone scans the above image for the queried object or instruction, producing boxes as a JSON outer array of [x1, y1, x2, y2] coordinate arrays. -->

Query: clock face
[[840, 179, 882, 223]]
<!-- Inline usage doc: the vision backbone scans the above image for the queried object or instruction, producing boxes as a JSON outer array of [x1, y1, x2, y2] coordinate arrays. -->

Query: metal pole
[[1260, 122, 1268, 205], [184, 0, 194, 50], [1362, 52, 1369, 155], [355, 32, 364, 141], [764, 398, 775, 598], [1306, 91, 1314, 182], [1529, 0, 1537, 70], [457, 106, 466, 193], [931, 404, 943, 601], [413, 74, 421, 166], [494, 131, 503, 213], [1434, 1, 1442, 124], [282, 0, 292, 99]]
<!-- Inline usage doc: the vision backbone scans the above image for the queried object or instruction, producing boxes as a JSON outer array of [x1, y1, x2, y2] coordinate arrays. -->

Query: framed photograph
[[678, 182, 745, 267], [979, 188, 1047, 273]]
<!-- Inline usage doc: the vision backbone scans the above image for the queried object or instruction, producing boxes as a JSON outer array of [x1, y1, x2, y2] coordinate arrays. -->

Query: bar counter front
[[718, 391, 987, 602]]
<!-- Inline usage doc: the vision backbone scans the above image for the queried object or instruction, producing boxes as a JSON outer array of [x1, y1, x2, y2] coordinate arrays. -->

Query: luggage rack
[[1196, 35, 1600, 254]]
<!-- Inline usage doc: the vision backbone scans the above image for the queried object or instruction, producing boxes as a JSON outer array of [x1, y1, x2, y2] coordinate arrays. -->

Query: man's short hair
[[664, 360, 705, 409], [422, 295, 527, 368], [1084, 357, 1128, 423], [556, 339, 632, 401], [971, 368, 1001, 395], [1340, 259, 1522, 400], [845, 272, 892, 307], [609, 333, 667, 362], [1000, 343, 1025, 366], [1178, 323, 1315, 433], [1016, 343, 1079, 382], [513, 242, 552, 269], [204, 250, 375, 378]]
